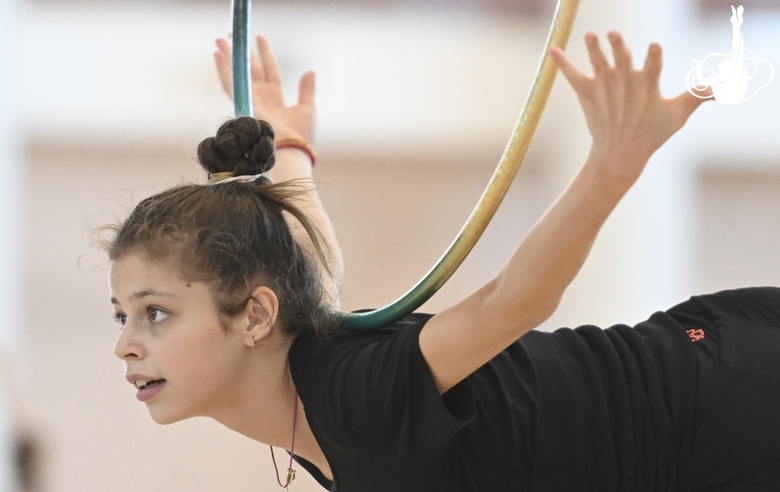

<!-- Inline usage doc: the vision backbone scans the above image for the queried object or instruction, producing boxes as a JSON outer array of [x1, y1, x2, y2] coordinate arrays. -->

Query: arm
[[420, 31, 713, 394], [214, 36, 344, 307]]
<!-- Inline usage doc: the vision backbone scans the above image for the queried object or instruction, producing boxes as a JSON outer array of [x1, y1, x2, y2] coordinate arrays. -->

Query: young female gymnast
[[108, 31, 780, 491]]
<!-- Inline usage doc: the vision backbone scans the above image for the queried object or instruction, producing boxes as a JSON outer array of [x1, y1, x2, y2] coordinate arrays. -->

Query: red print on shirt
[[686, 329, 705, 342]]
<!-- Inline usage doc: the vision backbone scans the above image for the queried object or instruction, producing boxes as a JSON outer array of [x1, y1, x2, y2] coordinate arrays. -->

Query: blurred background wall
[[0, 0, 778, 490]]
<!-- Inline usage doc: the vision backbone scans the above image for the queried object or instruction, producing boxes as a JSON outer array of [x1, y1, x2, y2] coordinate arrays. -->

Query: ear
[[242, 286, 280, 347]]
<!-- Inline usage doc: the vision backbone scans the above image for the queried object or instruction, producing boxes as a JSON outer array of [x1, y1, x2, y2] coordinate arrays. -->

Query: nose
[[113, 323, 144, 361]]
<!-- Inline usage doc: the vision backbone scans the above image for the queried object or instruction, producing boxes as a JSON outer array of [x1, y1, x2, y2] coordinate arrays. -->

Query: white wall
[[1, 0, 24, 488], [0, 0, 23, 356]]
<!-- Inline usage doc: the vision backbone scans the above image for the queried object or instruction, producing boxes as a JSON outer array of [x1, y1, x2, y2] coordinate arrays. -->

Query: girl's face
[[109, 252, 249, 425]]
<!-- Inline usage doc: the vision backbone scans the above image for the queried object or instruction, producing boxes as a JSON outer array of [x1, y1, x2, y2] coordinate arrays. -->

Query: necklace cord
[[270, 388, 299, 489]]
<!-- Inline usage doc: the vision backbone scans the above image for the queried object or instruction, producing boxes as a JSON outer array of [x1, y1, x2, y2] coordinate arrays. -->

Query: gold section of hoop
[[338, 0, 581, 329], [442, 0, 581, 275]]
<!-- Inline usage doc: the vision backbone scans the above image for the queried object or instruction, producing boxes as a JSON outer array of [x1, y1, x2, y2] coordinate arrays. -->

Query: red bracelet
[[275, 137, 317, 166]]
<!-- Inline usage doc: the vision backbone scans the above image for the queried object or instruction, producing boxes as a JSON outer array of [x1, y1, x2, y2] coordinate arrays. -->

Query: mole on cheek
[[186, 283, 191, 288]]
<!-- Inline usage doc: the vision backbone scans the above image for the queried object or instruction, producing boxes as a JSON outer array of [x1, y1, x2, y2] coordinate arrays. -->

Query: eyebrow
[[110, 289, 179, 305]]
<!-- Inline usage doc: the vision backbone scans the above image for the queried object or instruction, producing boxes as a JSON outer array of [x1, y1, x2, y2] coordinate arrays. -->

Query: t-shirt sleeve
[[290, 314, 476, 460]]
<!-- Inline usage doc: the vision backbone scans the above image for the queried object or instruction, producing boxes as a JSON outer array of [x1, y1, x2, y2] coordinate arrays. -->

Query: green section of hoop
[[337, 0, 581, 329], [232, 0, 252, 118]]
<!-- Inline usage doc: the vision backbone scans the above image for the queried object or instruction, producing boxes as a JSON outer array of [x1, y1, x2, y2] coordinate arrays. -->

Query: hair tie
[[207, 172, 264, 185]]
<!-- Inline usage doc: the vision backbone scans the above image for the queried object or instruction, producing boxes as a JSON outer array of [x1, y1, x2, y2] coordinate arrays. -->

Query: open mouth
[[135, 379, 166, 402], [137, 379, 165, 390]]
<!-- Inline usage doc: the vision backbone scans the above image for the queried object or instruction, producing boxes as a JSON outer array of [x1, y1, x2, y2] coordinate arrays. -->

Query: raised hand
[[215, 36, 344, 302], [215, 36, 316, 142], [549, 31, 712, 186]]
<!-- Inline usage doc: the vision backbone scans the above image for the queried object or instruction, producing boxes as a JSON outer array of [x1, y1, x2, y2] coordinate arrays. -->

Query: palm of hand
[[250, 80, 315, 142]]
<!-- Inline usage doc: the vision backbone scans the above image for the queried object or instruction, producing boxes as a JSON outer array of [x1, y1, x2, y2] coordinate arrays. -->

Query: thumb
[[672, 86, 713, 120], [299, 71, 316, 106]]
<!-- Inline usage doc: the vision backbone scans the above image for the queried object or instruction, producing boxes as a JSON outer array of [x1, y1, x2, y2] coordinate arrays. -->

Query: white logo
[[686, 5, 774, 104]]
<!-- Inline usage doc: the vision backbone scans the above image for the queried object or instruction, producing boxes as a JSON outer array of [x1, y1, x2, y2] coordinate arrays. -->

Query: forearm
[[268, 147, 345, 307]]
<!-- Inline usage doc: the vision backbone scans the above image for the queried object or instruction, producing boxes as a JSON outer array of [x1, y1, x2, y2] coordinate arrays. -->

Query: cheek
[[148, 326, 244, 422], [170, 322, 244, 391]]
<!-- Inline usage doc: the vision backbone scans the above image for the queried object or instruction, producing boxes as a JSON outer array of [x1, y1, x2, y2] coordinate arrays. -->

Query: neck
[[205, 333, 295, 446], [204, 333, 333, 481]]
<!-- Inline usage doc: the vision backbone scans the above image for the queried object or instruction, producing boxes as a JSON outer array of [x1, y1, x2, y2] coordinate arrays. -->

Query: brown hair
[[105, 117, 342, 337]]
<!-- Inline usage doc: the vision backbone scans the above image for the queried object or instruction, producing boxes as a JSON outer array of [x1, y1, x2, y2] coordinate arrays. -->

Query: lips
[[135, 379, 165, 390], [136, 380, 166, 402], [135, 379, 165, 389], [126, 374, 166, 402]]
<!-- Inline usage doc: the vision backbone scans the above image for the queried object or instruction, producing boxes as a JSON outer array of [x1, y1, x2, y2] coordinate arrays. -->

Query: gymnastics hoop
[[231, 0, 581, 329]]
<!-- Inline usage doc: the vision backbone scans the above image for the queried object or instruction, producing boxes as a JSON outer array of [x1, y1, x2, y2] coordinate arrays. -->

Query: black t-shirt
[[288, 300, 704, 491]]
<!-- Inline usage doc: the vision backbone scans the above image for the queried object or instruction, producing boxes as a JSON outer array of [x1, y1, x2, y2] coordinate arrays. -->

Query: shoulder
[[289, 311, 435, 360], [288, 311, 476, 453], [288, 312, 436, 401]]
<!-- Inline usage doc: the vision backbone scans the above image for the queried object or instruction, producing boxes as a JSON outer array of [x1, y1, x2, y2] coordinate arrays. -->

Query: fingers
[[643, 42, 662, 75], [582, 31, 639, 77], [214, 38, 234, 97], [548, 31, 635, 94], [256, 35, 281, 84], [299, 71, 316, 106], [218, 35, 280, 85], [607, 31, 633, 73], [250, 50, 265, 81], [585, 32, 610, 76], [548, 46, 587, 91], [642, 42, 663, 93]]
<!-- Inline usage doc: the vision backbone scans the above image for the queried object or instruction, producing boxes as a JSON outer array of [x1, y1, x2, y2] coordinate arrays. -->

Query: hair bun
[[197, 117, 276, 177]]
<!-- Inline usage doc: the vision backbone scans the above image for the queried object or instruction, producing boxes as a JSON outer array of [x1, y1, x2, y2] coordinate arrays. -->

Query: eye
[[148, 307, 169, 323], [113, 313, 127, 328]]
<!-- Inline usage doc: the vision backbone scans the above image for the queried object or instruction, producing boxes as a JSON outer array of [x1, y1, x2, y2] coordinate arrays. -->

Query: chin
[[145, 403, 190, 425]]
